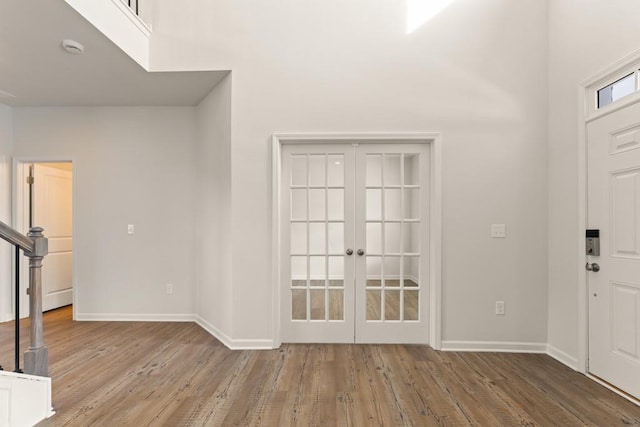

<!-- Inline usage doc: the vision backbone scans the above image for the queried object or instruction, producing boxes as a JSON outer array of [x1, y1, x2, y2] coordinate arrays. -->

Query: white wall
[[547, 0, 640, 363], [12, 107, 197, 319], [151, 0, 549, 345], [0, 105, 13, 321], [195, 73, 233, 337]]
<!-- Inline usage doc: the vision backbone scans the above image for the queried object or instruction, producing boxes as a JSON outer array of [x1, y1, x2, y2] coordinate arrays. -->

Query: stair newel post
[[24, 227, 48, 377]]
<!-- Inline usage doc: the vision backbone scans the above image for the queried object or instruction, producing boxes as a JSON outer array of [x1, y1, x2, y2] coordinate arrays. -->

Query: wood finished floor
[[1, 307, 639, 426]]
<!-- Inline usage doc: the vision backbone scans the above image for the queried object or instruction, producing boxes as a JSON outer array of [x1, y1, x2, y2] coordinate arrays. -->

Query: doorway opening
[[272, 133, 442, 347], [14, 160, 74, 319]]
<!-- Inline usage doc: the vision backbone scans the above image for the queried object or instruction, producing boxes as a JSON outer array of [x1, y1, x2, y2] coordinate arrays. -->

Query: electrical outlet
[[128, 224, 135, 235], [495, 301, 505, 315], [166, 283, 173, 294]]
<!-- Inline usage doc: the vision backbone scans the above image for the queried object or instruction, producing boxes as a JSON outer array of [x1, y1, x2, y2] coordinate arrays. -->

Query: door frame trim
[[578, 47, 640, 374], [271, 132, 442, 348], [12, 157, 77, 321]]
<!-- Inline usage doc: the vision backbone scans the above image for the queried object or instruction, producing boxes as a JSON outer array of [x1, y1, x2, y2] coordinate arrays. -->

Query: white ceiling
[[0, 1, 227, 107]]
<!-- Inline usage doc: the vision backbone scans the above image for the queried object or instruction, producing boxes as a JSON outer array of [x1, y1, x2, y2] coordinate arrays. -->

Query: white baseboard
[[75, 313, 196, 322], [546, 344, 579, 370], [195, 316, 274, 350], [195, 315, 234, 348], [441, 340, 547, 353]]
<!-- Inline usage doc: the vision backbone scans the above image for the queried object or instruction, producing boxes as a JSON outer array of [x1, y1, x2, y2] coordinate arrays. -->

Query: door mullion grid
[[399, 153, 405, 322], [352, 145, 358, 338], [304, 154, 311, 322], [324, 154, 329, 322], [381, 154, 386, 322]]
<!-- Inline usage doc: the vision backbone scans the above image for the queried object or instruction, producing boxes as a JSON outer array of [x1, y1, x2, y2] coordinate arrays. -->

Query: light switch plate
[[128, 224, 135, 235], [491, 224, 506, 238]]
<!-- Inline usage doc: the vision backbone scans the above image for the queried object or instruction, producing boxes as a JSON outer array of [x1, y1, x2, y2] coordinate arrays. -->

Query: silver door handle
[[346, 249, 353, 256], [585, 262, 600, 272], [357, 249, 365, 256]]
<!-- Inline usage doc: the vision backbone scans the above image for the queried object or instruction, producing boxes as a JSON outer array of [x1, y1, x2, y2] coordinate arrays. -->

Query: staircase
[[0, 371, 54, 427], [0, 222, 52, 426]]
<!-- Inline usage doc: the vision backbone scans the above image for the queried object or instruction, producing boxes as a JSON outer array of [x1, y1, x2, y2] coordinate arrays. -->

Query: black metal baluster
[[15, 245, 21, 373]]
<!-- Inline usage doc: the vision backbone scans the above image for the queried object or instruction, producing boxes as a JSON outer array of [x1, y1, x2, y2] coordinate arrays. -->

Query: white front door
[[587, 100, 640, 399], [32, 164, 73, 312], [280, 143, 430, 344]]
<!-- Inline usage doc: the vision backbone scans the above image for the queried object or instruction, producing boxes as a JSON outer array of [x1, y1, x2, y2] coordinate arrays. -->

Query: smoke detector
[[61, 39, 84, 55]]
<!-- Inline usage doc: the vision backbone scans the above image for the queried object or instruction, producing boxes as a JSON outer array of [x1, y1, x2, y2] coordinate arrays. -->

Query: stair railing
[[0, 221, 48, 377], [127, 0, 140, 16]]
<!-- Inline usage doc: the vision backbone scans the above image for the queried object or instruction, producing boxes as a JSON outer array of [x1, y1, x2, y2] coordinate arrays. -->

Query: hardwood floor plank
[[1, 307, 640, 426]]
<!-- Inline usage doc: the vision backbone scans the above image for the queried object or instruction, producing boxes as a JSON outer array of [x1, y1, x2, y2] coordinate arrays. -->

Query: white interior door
[[280, 143, 430, 344], [281, 144, 356, 342], [355, 144, 430, 343], [32, 164, 73, 312], [587, 100, 640, 399]]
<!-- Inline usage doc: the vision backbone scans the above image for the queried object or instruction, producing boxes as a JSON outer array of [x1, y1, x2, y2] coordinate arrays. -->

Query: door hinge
[[26, 287, 30, 295], [26, 176, 34, 184]]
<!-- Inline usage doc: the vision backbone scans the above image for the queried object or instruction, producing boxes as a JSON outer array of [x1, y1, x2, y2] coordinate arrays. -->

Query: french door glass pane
[[327, 189, 344, 220], [366, 256, 381, 287], [309, 223, 326, 253], [367, 290, 382, 320], [366, 155, 382, 187], [403, 223, 419, 253], [404, 189, 420, 220], [385, 189, 402, 220], [290, 223, 307, 254], [366, 223, 382, 254], [291, 256, 306, 286], [404, 290, 419, 320], [327, 155, 344, 187], [384, 257, 400, 285], [385, 290, 401, 320], [309, 256, 325, 281], [309, 155, 326, 186], [384, 154, 402, 186], [328, 256, 344, 286], [404, 154, 419, 185], [385, 223, 401, 253], [309, 189, 325, 220], [329, 290, 344, 320], [292, 289, 306, 320], [291, 190, 307, 220], [310, 290, 325, 320], [291, 155, 307, 186], [403, 256, 419, 287], [328, 223, 344, 253], [366, 189, 382, 220]]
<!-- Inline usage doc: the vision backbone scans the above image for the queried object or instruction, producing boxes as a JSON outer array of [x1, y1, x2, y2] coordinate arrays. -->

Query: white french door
[[587, 100, 640, 399], [280, 143, 430, 344]]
